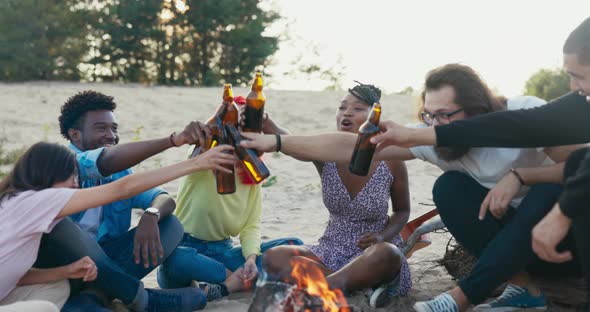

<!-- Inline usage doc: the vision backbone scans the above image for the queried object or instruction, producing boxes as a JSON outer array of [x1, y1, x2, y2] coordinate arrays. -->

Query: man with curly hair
[[35, 90, 213, 312]]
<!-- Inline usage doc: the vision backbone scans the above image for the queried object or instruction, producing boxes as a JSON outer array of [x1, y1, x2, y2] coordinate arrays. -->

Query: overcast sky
[[263, 0, 590, 95]]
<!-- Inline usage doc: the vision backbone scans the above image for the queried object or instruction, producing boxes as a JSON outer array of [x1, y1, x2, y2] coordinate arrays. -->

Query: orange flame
[[289, 259, 348, 312]]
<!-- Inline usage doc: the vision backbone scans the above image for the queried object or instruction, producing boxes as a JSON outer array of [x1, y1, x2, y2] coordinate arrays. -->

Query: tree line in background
[[0, 0, 279, 86], [0, 0, 573, 94]]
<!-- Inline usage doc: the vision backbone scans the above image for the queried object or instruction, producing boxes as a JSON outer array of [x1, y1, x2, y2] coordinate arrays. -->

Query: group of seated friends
[[1, 17, 590, 312]]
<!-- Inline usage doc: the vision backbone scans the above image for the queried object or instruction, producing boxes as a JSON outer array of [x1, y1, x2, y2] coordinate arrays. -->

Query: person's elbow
[[96, 148, 115, 176]]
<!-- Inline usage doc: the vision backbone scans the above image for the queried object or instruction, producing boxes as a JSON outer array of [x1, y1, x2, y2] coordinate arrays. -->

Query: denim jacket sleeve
[[75, 147, 108, 181]]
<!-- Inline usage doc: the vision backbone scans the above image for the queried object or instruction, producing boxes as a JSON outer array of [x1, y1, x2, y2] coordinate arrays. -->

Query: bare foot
[[225, 267, 249, 293]]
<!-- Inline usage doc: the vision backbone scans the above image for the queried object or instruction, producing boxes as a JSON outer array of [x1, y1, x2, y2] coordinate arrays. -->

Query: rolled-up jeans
[[157, 233, 303, 288]]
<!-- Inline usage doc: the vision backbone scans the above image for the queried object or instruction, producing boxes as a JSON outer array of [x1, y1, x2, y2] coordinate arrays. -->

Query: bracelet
[[275, 133, 282, 152], [510, 168, 525, 186], [169, 132, 179, 147]]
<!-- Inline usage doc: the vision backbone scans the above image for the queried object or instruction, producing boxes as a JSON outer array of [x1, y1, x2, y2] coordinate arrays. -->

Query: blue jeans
[[157, 234, 303, 288], [434, 171, 582, 305], [35, 215, 184, 308]]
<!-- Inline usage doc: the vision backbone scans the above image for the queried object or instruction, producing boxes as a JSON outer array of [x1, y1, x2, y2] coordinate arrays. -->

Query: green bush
[[524, 68, 570, 101]]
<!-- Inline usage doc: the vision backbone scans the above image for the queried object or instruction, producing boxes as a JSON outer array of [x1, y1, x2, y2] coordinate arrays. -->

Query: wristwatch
[[144, 207, 161, 220]]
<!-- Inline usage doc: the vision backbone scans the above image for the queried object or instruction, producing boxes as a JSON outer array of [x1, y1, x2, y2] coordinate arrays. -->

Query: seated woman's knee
[[366, 242, 402, 271], [262, 246, 294, 274], [157, 246, 194, 288]]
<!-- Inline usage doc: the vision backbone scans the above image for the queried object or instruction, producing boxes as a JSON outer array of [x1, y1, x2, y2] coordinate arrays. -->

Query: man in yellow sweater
[[157, 97, 302, 300]]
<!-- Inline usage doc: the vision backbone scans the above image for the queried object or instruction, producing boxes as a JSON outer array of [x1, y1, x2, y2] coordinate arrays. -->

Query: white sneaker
[[414, 293, 459, 312]]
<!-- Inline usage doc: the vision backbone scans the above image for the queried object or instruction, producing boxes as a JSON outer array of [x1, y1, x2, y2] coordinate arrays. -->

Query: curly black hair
[[59, 90, 117, 140], [348, 80, 382, 106]]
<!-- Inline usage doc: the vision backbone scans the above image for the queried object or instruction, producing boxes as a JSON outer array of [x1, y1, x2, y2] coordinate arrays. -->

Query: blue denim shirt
[[68, 144, 166, 243]]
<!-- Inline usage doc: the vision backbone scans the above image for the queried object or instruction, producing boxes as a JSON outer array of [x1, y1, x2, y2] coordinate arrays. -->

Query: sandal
[[405, 233, 432, 258], [192, 281, 229, 302]]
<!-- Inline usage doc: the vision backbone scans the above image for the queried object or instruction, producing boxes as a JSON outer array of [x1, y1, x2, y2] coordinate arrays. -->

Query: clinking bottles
[[190, 84, 235, 158], [226, 125, 270, 183], [214, 125, 236, 194], [349, 103, 382, 176], [243, 72, 265, 133]]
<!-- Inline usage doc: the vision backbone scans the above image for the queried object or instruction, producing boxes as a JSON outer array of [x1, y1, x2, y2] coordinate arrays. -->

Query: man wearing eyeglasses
[[406, 64, 585, 311]]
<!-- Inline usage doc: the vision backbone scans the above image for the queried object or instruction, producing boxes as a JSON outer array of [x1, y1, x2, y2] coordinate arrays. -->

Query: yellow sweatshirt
[[174, 156, 262, 258]]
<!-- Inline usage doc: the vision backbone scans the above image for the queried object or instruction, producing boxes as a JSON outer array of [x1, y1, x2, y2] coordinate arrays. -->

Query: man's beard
[[434, 146, 471, 161]]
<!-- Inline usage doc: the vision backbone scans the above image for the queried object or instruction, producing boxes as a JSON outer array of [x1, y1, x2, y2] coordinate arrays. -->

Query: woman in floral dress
[[253, 82, 412, 308]]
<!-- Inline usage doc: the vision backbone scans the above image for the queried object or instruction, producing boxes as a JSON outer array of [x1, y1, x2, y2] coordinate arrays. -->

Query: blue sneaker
[[414, 293, 459, 312], [146, 287, 207, 312], [474, 284, 547, 311]]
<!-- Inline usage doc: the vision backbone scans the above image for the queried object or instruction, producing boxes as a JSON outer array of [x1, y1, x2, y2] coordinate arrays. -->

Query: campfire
[[248, 259, 355, 312]]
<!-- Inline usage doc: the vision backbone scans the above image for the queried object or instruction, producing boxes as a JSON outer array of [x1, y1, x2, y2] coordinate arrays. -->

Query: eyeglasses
[[421, 108, 464, 125]]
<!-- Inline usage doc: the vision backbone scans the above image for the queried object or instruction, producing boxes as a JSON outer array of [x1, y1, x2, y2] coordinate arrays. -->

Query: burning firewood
[[249, 258, 356, 312], [248, 281, 357, 312]]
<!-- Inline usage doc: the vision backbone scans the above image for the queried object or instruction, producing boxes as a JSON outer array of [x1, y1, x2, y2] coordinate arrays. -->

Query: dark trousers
[[565, 148, 590, 303], [433, 171, 581, 304], [573, 208, 590, 304], [35, 215, 184, 306]]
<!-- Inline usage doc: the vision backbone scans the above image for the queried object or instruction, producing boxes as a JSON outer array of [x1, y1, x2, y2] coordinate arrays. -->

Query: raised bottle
[[243, 72, 265, 132], [190, 84, 234, 158], [221, 84, 238, 127], [349, 103, 382, 176], [215, 125, 236, 194]]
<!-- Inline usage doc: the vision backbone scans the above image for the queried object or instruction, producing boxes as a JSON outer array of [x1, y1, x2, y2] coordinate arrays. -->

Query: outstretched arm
[[58, 145, 235, 218], [371, 92, 590, 150], [434, 92, 590, 148], [240, 132, 415, 163], [97, 121, 212, 176]]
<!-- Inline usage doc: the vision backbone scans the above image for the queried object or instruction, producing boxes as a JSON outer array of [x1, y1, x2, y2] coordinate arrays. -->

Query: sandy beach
[[1, 82, 536, 311]]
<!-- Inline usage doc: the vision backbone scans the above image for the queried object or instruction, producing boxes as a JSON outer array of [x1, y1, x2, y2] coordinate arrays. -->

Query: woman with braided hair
[[260, 82, 412, 308]]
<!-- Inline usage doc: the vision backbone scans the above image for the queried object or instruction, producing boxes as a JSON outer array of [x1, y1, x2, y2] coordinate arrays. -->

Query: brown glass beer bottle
[[226, 125, 270, 183], [349, 103, 382, 176], [243, 72, 265, 133], [190, 84, 235, 158], [221, 84, 238, 127], [215, 125, 236, 194]]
